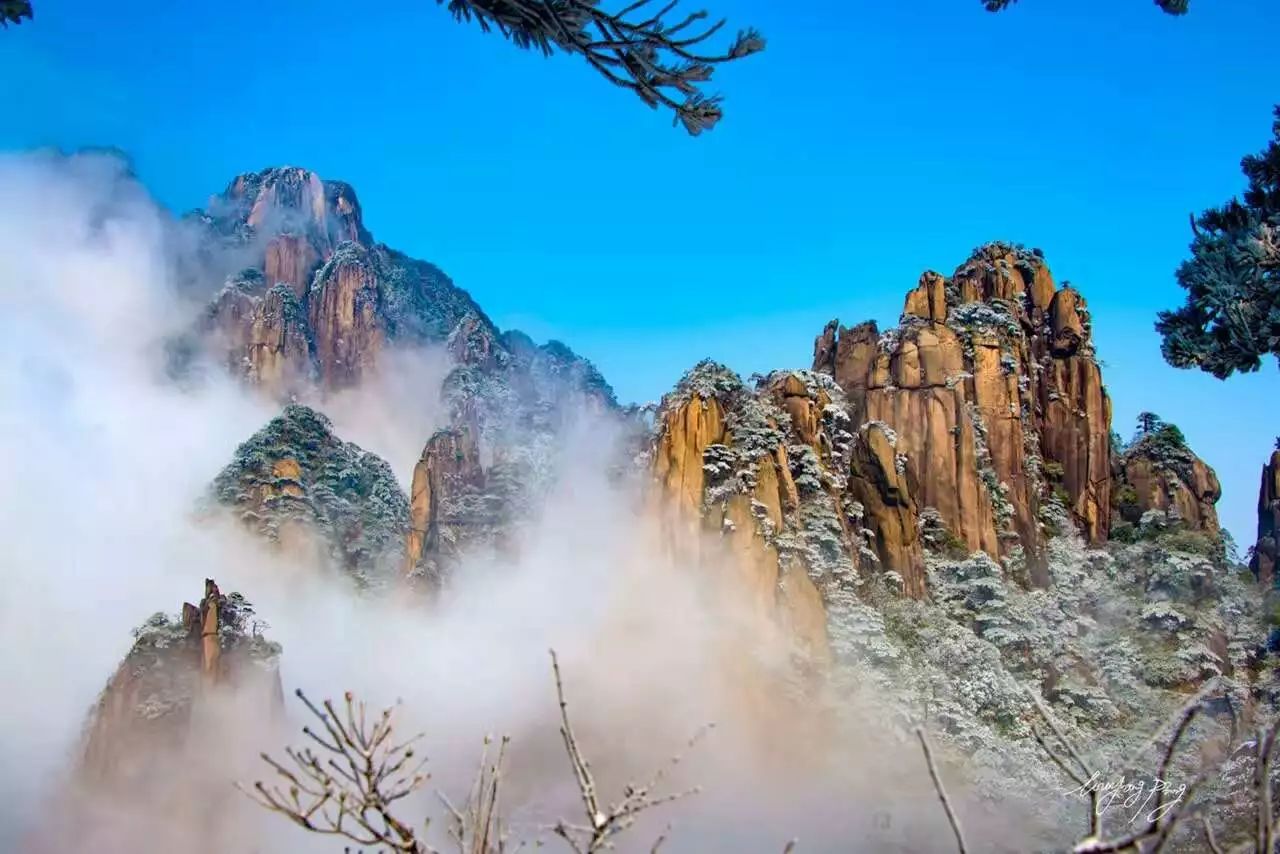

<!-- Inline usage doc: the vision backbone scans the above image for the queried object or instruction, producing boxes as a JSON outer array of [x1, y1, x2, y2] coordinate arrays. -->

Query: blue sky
[[2, 0, 1276, 543]]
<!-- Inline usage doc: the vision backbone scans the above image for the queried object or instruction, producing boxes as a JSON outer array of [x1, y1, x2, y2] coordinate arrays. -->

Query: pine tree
[[1136, 412, 1164, 437], [1157, 106, 1280, 378], [1, 0, 31, 27]]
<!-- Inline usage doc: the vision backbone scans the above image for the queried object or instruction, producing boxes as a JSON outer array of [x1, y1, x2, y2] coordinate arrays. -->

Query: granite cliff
[[1252, 449, 1280, 589], [811, 244, 1112, 585], [182, 167, 618, 583]]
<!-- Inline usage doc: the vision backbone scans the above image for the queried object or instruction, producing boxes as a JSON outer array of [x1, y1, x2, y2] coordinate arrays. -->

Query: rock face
[[1112, 423, 1222, 535], [405, 424, 487, 582], [846, 422, 925, 597], [651, 364, 833, 661], [210, 404, 410, 583], [648, 244, 1228, 668], [1252, 450, 1280, 587], [185, 168, 622, 586], [81, 580, 283, 784], [405, 331, 619, 582], [813, 244, 1114, 584], [184, 166, 496, 395]]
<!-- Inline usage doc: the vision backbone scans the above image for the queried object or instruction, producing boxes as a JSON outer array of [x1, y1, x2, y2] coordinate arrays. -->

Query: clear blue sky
[[1, 0, 1276, 543]]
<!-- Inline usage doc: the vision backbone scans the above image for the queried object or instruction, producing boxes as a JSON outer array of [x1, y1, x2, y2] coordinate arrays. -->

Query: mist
[[0, 152, 1044, 853]]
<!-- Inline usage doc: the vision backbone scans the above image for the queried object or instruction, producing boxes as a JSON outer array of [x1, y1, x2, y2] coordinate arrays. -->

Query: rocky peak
[[650, 362, 830, 660], [812, 242, 1114, 583], [1112, 420, 1222, 536], [183, 167, 620, 418], [210, 404, 409, 584], [81, 579, 282, 783], [650, 361, 929, 604], [181, 167, 500, 393], [407, 334, 620, 582], [1252, 449, 1280, 588], [405, 423, 488, 585], [185, 168, 622, 587], [217, 165, 371, 253]]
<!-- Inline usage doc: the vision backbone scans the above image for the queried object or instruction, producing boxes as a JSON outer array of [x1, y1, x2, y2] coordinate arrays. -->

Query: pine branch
[[1, 0, 32, 27], [437, 0, 763, 134]]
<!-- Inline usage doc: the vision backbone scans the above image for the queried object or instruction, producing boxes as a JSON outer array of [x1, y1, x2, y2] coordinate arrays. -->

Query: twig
[[548, 648, 708, 852], [915, 728, 968, 854]]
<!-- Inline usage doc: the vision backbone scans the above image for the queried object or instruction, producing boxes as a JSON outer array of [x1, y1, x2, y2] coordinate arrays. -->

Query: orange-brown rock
[[1113, 431, 1221, 534], [846, 423, 926, 596], [1048, 288, 1087, 357], [1252, 450, 1280, 587], [903, 271, 948, 322], [405, 424, 486, 580], [765, 372, 830, 451], [812, 320, 879, 397], [245, 285, 312, 394], [309, 247, 384, 389], [652, 392, 726, 516], [203, 278, 313, 396], [813, 244, 1119, 583], [82, 580, 282, 783], [265, 234, 318, 299], [651, 369, 834, 662], [861, 322, 1002, 560], [194, 167, 604, 419], [1038, 315, 1112, 544], [230, 166, 370, 254]]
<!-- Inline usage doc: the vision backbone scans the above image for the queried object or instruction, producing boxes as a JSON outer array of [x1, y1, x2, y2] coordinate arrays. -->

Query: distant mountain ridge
[[181, 165, 613, 405], [179, 166, 618, 584]]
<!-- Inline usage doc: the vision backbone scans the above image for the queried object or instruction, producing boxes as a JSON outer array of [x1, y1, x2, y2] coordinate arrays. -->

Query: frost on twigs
[[247, 651, 711, 853]]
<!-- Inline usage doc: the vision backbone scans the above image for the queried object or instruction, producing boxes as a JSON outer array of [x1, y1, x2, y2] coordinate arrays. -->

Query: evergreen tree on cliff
[[1158, 106, 1280, 378], [1136, 412, 1165, 436]]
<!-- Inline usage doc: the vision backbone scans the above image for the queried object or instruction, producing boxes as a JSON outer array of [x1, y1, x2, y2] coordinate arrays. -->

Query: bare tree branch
[[1025, 685, 1213, 854], [242, 689, 434, 853], [548, 648, 708, 852], [915, 727, 968, 854]]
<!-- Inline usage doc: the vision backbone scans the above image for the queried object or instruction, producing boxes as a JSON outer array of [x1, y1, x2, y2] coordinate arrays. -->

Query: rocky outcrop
[[187, 166, 622, 404], [846, 422, 926, 597], [210, 405, 409, 583], [813, 319, 879, 397], [187, 167, 623, 585], [648, 359, 976, 672], [203, 275, 313, 397], [265, 233, 318, 299], [1113, 424, 1221, 534], [81, 579, 282, 783], [1038, 287, 1112, 543], [813, 244, 1114, 585], [183, 166, 497, 395], [651, 366, 829, 662], [404, 335, 618, 582], [308, 244, 385, 388], [1252, 450, 1280, 587], [405, 424, 487, 583]]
